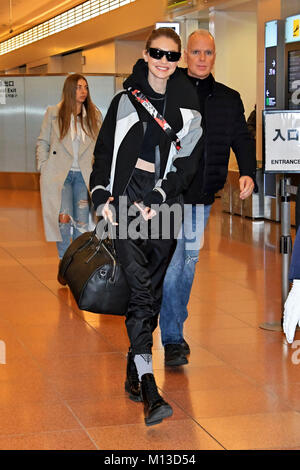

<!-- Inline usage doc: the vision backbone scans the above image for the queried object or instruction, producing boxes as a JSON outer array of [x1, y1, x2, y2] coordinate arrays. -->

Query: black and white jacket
[[90, 59, 203, 210]]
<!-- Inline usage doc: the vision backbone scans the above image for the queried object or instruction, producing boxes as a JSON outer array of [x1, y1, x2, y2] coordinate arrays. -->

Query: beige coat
[[36, 104, 101, 241]]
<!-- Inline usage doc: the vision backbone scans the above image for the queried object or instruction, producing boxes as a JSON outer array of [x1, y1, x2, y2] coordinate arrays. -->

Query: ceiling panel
[[0, 0, 84, 40]]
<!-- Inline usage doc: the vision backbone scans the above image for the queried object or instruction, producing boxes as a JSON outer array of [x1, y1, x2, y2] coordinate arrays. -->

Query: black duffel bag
[[57, 224, 130, 315]]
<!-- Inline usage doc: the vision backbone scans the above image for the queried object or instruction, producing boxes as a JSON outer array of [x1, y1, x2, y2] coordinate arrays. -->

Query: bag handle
[[59, 221, 117, 279], [95, 219, 117, 255], [127, 87, 181, 152]]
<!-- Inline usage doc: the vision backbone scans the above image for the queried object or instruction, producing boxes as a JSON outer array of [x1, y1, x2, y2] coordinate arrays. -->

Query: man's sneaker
[[164, 343, 188, 367], [141, 373, 173, 426], [124, 350, 142, 402]]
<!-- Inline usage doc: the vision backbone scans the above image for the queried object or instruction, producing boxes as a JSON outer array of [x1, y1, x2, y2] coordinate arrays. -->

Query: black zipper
[[201, 94, 211, 194]]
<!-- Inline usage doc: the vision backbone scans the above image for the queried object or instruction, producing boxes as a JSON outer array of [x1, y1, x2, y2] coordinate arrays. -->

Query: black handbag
[[57, 224, 130, 315]]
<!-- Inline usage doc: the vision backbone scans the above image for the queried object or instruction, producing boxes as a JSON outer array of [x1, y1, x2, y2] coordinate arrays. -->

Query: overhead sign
[[265, 21, 278, 108], [264, 110, 300, 173], [265, 20, 278, 48], [167, 0, 188, 7], [0, 79, 18, 104], [265, 46, 277, 107], [155, 22, 180, 35], [285, 14, 300, 43]]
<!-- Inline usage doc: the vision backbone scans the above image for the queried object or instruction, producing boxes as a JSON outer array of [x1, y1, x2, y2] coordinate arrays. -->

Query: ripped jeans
[[159, 204, 212, 345], [57, 170, 89, 259]]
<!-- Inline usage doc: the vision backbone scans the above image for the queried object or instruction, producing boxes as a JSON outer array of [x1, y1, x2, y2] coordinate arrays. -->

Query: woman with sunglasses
[[90, 27, 203, 426]]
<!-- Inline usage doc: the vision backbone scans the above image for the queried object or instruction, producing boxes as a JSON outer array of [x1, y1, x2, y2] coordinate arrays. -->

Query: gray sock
[[134, 354, 153, 381]]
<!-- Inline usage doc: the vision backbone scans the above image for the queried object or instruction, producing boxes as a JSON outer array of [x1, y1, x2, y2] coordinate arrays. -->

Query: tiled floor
[[0, 188, 299, 450]]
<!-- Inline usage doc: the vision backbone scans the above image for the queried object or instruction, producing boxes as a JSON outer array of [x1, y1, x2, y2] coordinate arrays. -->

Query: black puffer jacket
[[182, 72, 257, 205]]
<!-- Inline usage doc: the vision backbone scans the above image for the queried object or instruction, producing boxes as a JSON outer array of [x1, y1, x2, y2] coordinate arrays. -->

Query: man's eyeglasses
[[147, 48, 181, 62], [189, 49, 215, 56]]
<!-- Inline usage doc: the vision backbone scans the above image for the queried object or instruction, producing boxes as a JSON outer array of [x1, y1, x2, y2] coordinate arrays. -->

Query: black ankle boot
[[141, 373, 173, 426], [124, 350, 142, 402]]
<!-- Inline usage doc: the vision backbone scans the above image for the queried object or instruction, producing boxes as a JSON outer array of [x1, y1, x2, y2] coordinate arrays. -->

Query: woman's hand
[[102, 197, 118, 225], [134, 202, 157, 221]]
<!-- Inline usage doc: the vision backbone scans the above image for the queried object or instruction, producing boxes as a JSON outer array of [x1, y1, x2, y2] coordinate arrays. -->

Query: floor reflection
[[0, 190, 299, 450]]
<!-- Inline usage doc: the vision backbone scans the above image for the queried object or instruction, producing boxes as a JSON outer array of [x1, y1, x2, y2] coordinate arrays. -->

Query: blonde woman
[[36, 74, 102, 258]]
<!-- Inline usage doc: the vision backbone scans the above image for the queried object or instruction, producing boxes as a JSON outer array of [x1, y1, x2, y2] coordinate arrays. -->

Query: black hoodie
[[90, 59, 204, 210], [124, 60, 166, 165]]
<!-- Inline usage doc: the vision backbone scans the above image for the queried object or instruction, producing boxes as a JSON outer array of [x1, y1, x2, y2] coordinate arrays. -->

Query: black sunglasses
[[147, 48, 181, 62]]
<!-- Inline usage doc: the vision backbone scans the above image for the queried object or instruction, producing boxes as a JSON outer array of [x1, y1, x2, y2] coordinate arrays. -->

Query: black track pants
[[115, 237, 175, 355]]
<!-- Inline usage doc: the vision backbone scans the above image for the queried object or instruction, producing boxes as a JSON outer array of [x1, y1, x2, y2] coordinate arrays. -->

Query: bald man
[[160, 30, 257, 366]]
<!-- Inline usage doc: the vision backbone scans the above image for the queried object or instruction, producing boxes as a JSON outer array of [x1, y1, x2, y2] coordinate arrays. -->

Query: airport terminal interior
[[0, 0, 300, 451]]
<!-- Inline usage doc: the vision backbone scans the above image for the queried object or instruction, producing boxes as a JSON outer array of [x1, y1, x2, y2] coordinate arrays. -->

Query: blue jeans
[[159, 203, 212, 345], [57, 170, 89, 259]]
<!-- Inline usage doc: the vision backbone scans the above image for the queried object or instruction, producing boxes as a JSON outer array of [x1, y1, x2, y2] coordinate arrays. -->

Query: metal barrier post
[[260, 175, 292, 331], [280, 176, 292, 309]]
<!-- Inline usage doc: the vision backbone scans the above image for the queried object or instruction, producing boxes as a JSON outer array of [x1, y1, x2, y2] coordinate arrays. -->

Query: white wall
[[115, 40, 145, 74], [61, 50, 83, 74], [23, 39, 146, 75], [211, 11, 257, 119], [25, 55, 63, 73], [28, 64, 48, 74], [82, 40, 146, 74], [83, 42, 116, 73]]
